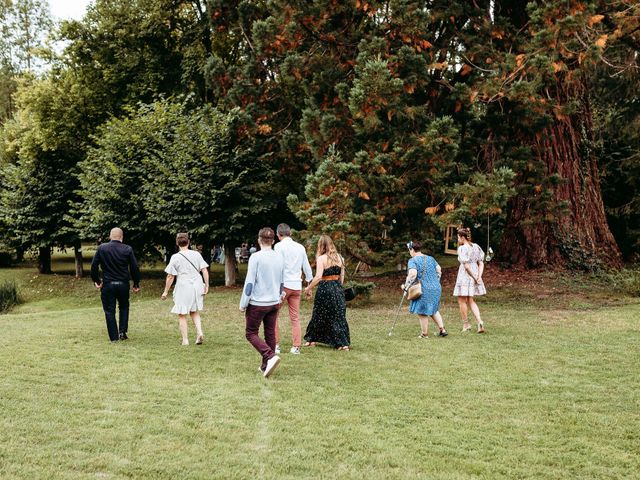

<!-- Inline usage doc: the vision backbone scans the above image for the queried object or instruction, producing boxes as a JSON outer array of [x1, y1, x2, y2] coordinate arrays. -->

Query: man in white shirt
[[274, 223, 313, 354]]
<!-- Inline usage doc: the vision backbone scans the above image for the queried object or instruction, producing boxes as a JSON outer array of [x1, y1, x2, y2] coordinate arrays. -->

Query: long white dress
[[453, 243, 487, 297], [165, 249, 209, 314]]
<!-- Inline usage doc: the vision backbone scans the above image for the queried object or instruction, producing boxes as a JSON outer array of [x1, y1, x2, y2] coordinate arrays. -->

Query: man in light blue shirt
[[240, 227, 285, 378], [274, 223, 313, 355]]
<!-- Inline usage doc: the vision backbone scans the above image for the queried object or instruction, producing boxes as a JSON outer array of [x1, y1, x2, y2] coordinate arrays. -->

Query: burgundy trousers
[[245, 303, 279, 370]]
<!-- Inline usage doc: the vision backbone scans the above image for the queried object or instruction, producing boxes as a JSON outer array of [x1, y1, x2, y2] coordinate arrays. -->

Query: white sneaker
[[290, 346, 301, 355], [275, 344, 281, 354], [263, 355, 281, 378]]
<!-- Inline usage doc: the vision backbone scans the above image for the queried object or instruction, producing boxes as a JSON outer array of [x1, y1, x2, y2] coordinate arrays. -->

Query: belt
[[105, 281, 126, 285], [321, 275, 340, 281]]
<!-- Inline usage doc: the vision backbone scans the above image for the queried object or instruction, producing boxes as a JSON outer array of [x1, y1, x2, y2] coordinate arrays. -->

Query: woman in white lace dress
[[161, 233, 209, 345], [453, 227, 486, 333]]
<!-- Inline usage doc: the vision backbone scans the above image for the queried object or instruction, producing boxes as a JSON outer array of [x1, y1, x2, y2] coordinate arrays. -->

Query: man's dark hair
[[258, 227, 275, 246], [176, 232, 189, 247]]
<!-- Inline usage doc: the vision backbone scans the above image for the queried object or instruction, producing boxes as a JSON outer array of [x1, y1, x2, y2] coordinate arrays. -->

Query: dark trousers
[[101, 282, 130, 341], [245, 304, 279, 370]]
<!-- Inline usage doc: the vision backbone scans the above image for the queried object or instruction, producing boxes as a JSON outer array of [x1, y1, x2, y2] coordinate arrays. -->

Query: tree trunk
[[224, 244, 237, 286], [74, 241, 84, 278], [15, 247, 24, 263], [38, 246, 52, 274], [499, 80, 622, 270]]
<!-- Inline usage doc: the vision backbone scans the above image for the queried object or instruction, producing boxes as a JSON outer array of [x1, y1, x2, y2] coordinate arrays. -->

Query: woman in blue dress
[[402, 240, 448, 338]]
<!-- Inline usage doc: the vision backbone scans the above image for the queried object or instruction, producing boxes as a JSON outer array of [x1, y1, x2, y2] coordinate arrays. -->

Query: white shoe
[[182, 340, 189, 346], [275, 344, 281, 354], [263, 355, 281, 378], [290, 346, 301, 355]]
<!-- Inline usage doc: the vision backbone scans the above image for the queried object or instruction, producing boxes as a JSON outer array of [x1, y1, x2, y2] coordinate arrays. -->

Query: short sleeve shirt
[[165, 250, 208, 280]]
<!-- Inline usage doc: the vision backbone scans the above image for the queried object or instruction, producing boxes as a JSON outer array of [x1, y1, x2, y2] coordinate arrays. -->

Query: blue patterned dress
[[408, 255, 441, 316]]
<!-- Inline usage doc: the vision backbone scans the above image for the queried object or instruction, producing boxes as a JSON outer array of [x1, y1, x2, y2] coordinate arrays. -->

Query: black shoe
[[119, 332, 128, 340], [438, 329, 448, 337]]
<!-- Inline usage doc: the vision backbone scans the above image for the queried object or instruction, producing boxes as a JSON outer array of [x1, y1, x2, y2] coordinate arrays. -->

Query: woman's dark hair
[[258, 227, 275, 246], [176, 232, 189, 247], [457, 227, 471, 241], [407, 240, 422, 252]]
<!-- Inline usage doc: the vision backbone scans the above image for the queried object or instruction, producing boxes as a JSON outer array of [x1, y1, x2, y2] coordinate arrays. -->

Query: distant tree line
[[0, 0, 638, 283]]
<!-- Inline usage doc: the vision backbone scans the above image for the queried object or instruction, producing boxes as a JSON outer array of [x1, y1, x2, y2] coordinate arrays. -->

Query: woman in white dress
[[162, 233, 209, 345], [453, 227, 486, 333]]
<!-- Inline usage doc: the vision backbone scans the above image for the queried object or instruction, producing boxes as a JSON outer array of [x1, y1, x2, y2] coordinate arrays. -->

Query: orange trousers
[[275, 287, 302, 347]]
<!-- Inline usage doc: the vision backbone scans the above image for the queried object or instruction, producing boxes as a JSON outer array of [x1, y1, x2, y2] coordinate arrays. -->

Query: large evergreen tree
[[209, 1, 465, 262]]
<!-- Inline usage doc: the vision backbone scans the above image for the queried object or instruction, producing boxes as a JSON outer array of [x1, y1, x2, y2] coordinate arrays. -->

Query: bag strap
[[178, 252, 201, 275]]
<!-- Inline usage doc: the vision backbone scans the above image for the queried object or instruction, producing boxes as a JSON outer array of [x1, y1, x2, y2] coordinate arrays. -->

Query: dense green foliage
[[0, 0, 638, 275], [75, 99, 275, 255], [0, 76, 84, 253]]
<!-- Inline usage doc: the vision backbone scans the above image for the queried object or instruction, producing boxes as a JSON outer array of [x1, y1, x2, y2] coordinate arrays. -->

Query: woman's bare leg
[[432, 311, 445, 330], [190, 311, 204, 342], [179, 314, 189, 345], [418, 315, 430, 336], [468, 298, 483, 324], [468, 298, 484, 332], [458, 296, 470, 330]]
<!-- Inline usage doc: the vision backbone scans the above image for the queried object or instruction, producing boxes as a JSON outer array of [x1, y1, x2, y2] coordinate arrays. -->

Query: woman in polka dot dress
[[303, 235, 351, 350]]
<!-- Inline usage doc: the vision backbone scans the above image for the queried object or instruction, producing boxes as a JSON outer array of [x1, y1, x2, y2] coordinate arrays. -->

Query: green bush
[[619, 269, 640, 297], [598, 268, 640, 297], [0, 280, 21, 313]]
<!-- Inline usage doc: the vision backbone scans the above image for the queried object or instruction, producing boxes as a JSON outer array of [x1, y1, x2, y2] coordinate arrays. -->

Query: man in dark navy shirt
[[91, 227, 141, 342]]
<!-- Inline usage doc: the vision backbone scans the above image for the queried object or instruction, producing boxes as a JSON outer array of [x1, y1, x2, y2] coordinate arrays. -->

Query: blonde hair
[[316, 235, 342, 268]]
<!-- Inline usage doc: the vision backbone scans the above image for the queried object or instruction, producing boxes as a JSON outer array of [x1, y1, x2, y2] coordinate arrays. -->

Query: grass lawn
[[1, 253, 639, 479]]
